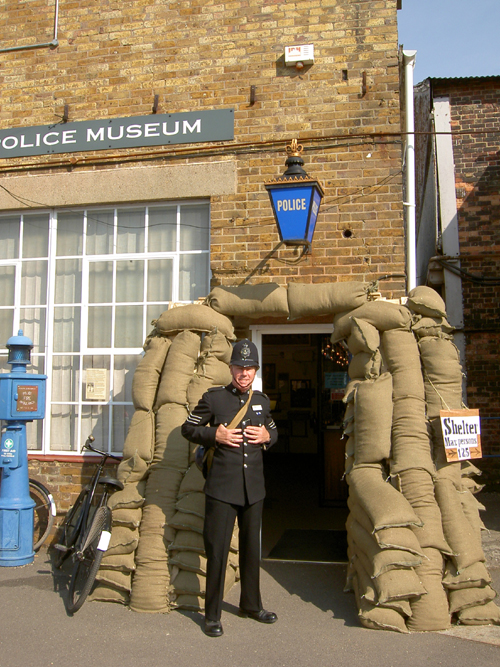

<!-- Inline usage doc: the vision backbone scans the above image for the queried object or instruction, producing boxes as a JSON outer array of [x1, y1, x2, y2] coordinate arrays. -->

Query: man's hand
[[216, 424, 243, 448], [243, 425, 270, 446]]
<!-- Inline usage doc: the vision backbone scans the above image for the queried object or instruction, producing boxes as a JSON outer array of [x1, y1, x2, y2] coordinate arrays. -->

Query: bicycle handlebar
[[83, 435, 122, 461]]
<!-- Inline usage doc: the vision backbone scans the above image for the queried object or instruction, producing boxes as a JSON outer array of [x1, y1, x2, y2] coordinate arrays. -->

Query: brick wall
[[432, 79, 500, 481], [3, 1, 405, 500], [0, 0, 405, 294]]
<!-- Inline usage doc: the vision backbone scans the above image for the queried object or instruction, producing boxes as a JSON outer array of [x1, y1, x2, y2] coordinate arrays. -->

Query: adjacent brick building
[[414, 76, 500, 488], [0, 1, 405, 516]]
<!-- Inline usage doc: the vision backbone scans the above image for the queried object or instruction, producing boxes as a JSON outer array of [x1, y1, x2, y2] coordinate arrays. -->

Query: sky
[[397, 0, 500, 84]]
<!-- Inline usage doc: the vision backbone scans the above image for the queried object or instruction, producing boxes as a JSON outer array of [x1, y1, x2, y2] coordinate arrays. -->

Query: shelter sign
[[440, 408, 481, 462], [0, 109, 234, 159]]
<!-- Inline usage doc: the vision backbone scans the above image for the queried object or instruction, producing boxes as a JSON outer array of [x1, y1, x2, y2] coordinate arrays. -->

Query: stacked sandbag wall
[[92, 305, 238, 612], [337, 287, 499, 631]]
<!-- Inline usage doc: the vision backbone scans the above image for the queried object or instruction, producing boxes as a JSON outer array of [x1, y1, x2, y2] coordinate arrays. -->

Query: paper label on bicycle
[[440, 409, 482, 461], [97, 530, 112, 552]]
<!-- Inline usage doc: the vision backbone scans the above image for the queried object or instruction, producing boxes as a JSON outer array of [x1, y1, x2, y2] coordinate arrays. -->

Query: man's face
[[230, 365, 257, 392]]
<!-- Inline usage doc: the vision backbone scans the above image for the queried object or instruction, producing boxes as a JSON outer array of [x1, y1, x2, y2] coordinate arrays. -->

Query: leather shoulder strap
[[227, 389, 253, 429]]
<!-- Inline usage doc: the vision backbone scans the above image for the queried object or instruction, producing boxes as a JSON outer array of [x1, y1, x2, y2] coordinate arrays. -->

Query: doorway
[[250, 325, 349, 560]]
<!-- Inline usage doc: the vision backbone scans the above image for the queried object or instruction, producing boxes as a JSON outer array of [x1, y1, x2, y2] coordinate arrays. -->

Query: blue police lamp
[[0, 331, 47, 566], [265, 139, 324, 250]]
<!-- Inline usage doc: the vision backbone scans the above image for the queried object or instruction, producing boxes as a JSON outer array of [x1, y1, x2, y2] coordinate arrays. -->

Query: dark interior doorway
[[260, 333, 349, 561]]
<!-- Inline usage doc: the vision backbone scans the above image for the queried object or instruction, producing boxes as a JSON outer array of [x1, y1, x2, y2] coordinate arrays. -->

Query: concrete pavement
[[0, 494, 499, 667]]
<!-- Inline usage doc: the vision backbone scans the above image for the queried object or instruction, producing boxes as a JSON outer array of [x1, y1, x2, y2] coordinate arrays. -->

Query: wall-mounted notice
[[85, 369, 108, 401], [440, 408, 481, 462]]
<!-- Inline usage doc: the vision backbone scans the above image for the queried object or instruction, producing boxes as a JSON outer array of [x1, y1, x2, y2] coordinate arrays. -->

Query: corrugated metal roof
[[430, 75, 500, 83]]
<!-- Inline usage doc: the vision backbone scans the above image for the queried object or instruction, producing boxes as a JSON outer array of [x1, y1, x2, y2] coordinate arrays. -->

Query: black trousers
[[203, 495, 264, 622]]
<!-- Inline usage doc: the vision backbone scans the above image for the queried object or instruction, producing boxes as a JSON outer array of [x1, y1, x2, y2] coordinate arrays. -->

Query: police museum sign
[[440, 408, 482, 462], [0, 109, 234, 159]]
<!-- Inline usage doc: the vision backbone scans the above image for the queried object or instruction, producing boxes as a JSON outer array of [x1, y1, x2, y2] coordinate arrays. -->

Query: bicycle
[[54, 435, 123, 614], [30, 479, 57, 551]]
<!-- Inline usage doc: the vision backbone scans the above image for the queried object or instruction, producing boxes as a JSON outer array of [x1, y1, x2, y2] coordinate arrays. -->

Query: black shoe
[[239, 608, 278, 624], [204, 619, 223, 637]]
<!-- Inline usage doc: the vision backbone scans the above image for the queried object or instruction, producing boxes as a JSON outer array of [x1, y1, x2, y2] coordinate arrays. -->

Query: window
[[0, 202, 210, 454]]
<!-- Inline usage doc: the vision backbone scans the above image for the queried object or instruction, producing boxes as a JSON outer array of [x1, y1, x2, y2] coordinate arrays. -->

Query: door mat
[[265, 529, 348, 564]]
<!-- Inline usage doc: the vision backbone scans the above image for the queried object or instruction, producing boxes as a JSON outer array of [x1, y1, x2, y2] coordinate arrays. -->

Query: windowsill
[[28, 453, 122, 463]]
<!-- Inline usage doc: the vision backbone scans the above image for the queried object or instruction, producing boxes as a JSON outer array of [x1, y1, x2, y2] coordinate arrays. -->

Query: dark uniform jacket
[[181, 383, 278, 506]]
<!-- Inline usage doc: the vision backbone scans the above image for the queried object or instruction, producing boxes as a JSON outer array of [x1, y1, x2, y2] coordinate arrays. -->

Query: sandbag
[[89, 584, 130, 605], [353, 575, 409, 633], [434, 477, 485, 572], [407, 547, 451, 632], [95, 568, 132, 592], [206, 283, 289, 319], [406, 286, 447, 318], [418, 336, 464, 419], [347, 465, 423, 531], [116, 451, 149, 485], [393, 469, 452, 554], [448, 585, 496, 614], [169, 550, 207, 575], [154, 330, 200, 409], [178, 464, 205, 497], [152, 403, 190, 469], [348, 350, 382, 380], [332, 301, 412, 344], [371, 567, 427, 604], [129, 561, 171, 613], [457, 600, 500, 625], [108, 480, 146, 510], [287, 281, 369, 320], [132, 335, 171, 411], [352, 373, 393, 464], [443, 561, 491, 590], [106, 526, 139, 556], [411, 316, 454, 338], [153, 304, 235, 339], [381, 329, 425, 400], [347, 317, 380, 355], [111, 507, 143, 529], [119, 409, 156, 466], [390, 396, 435, 475]]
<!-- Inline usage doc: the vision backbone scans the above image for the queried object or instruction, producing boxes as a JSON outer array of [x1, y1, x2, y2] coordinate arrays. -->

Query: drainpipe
[[0, 0, 59, 53], [403, 50, 417, 292]]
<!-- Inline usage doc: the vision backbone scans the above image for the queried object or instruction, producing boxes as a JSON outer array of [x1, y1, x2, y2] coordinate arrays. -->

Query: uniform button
[[244, 453, 248, 457], [244, 464, 248, 468], [243, 443, 247, 447]]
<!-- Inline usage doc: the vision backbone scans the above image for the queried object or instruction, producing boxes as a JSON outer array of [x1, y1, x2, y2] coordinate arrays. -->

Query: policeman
[[181, 339, 278, 637]]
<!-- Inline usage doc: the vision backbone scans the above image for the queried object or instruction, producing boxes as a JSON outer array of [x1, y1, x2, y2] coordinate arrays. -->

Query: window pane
[[147, 258, 173, 302], [26, 419, 43, 451], [57, 212, 84, 256], [89, 261, 113, 303], [53, 307, 81, 353], [111, 404, 133, 453], [88, 306, 112, 348], [22, 214, 49, 258], [0, 216, 20, 259], [0, 265, 15, 306], [50, 404, 77, 451], [115, 305, 143, 347], [148, 206, 177, 252], [116, 260, 144, 302], [81, 405, 109, 453], [20, 308, 46, 354], [179, 253, 209, 301], [0, 310, 14, 348], [180, 205, 209, 251], [52, 355, 80, 402], [117, 208, 145, 254], [86, 209, 114, 255], [55, 259, 82, 304], [113, 354, 139, 402], [21, 260, 48, 306]]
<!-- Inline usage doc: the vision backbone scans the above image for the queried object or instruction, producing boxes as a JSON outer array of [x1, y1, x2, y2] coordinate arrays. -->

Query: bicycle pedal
[[53, 543, 70, 552]]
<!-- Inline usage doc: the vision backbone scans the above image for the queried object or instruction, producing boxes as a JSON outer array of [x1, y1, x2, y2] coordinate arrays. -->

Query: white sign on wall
[[440, 408, 482, 462]]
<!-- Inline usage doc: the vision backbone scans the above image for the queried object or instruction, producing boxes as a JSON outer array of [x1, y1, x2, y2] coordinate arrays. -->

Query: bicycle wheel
[[54, 489, 89, 568], [67, 505, 112, 614], [29, 480, 56, 552]]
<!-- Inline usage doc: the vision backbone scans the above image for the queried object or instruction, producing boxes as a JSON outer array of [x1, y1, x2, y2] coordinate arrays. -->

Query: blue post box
[[0, 331, 47, 566]]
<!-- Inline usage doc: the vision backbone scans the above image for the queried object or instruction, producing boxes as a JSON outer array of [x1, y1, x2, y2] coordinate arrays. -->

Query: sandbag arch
[[90, 282, 499, 630]]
